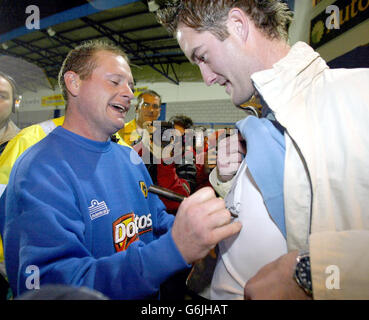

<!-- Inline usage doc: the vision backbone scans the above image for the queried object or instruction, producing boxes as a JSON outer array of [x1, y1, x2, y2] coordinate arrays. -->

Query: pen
[[148, 184, 238, 218]]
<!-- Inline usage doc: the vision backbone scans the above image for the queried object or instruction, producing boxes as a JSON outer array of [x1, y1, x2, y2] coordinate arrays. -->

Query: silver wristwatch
[[294, 251, 313, 297]]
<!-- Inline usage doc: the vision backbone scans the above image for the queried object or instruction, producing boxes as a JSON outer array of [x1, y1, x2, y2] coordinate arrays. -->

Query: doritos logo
[[140, 181, 148, 198], [113, 213, 152, 252]]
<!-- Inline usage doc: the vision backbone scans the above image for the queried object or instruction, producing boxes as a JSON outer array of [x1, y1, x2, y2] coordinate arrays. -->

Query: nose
[[199, 64, 217, 86], [119, 83, 135, 102]]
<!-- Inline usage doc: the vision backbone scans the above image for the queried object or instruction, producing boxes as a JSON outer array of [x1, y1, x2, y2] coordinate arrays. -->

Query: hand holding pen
[[148, 184, 238, 218], [148, 185, 242, 264]]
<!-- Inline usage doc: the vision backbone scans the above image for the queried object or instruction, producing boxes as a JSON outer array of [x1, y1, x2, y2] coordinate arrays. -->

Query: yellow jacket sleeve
[[0, 125, 47, 185], [0, 116, 64, 263], [0, 117, 64, 186], [117, 119, 140, 146], [117, 138, 131, 148]]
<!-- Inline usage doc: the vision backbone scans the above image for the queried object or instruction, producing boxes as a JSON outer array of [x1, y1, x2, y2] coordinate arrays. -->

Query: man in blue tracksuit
[[0, 41, 241, 299]]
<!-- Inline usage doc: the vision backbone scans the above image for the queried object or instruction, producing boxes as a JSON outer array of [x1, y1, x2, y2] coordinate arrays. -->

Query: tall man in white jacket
[[158, 0, 369, 299]]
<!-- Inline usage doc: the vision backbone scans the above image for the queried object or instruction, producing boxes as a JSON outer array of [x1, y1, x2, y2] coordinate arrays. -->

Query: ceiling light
[[47, 27, 56, 37], [148, 0, 160, 12]]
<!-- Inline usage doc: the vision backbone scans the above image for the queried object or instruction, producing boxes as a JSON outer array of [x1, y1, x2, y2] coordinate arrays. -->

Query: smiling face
[[0, 75, 13, 128], [176, 11, 260, 106], [65, 50, 135, 141]]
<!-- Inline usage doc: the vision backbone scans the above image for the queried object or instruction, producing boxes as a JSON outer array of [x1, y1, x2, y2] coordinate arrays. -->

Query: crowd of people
[[0, 0, 368, 301]]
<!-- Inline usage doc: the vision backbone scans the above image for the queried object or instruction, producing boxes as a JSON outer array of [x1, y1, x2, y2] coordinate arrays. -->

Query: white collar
[[251, 42, 328, 115]]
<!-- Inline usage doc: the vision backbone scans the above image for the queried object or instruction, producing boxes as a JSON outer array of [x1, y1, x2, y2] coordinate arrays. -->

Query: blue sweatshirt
[[1, 126, 190, 299]]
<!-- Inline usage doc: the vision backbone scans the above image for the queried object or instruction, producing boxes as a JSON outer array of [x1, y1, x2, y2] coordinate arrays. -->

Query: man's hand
[[171, 187, 242, 264], [217, 132, 246, 182], [244, 250, 312, 300]]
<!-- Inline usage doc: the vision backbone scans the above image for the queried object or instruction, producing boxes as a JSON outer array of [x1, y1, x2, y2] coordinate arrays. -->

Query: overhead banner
[[310, 0, 369, 49], [41, 94, 65, 107]]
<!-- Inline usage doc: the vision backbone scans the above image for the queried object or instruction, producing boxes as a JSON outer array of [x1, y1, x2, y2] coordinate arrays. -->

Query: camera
[[152, 121, 180, 148]]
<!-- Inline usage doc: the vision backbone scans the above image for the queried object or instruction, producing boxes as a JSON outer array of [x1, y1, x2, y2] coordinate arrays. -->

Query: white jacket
[[211, 42, 369, 299]]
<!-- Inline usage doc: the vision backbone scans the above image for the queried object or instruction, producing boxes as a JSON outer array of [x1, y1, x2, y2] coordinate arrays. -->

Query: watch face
[[295, 255, 313, 295]]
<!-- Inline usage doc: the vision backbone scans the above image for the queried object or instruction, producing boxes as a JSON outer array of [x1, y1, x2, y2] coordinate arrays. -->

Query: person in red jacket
[[133, 120, 197, 215]]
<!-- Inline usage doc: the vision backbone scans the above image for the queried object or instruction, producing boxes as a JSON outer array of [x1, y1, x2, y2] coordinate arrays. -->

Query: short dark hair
[[157, 0, 293, 41], [136, 89, 162, 110], [169, 114, 193, 129], [58, 40, 129, 104]]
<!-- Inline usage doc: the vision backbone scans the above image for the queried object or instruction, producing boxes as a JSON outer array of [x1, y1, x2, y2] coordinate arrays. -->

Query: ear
[[227, 8, 249, 42], [64, 71, 81, 97]]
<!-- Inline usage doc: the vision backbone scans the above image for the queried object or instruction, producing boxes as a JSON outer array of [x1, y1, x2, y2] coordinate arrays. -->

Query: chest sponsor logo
[[113, 213, 152, 252], [140, 181, 148, 198], [88, 199, 110, 220]]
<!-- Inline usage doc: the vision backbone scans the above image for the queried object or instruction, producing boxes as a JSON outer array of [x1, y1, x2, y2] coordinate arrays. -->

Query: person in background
[[117, 90, 162, 146], [0, 40, 241, 299], [120, 100, 197, 214], [158, 0, 369, 299], [0, 72, 20, 155], [117, 90, 196, 214], [150, 141, 196, 215], [168, 114, 198, 191], [169, 114, 193, 136], [0, 71, 21, 298], [0, 116, 65, 195]]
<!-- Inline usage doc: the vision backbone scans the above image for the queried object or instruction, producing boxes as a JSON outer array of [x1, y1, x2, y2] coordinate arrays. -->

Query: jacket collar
[[251, 42, 328, 116]]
